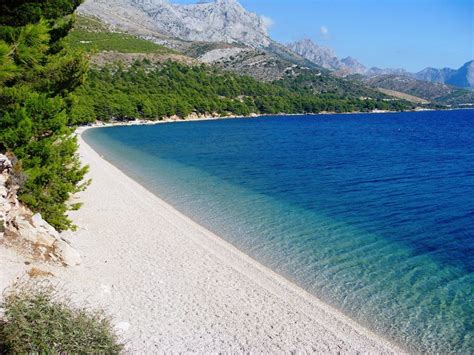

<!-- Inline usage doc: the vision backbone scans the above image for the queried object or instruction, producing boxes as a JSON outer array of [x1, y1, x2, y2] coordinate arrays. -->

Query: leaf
[[0, 40, 17, 83]]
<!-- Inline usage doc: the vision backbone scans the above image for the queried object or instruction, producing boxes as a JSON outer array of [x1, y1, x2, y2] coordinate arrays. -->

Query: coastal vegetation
[[0, 282, 123, 353], [0, 1, 88, 230], [72, 60, 412, 124]]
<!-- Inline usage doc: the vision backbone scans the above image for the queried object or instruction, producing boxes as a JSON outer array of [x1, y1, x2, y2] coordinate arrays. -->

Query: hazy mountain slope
[[415, 67, 455, 84], [414, 61, 474, 89], [376, 88, 429, 104], [362, 74, 474, 106], [445, 61, 474, 88], [288, 38, 474, 94], [287, 39, 409, 77], [287, 39, 341, 70]]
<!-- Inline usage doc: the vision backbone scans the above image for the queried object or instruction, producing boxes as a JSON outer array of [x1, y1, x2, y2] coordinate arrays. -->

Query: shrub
[[0, 283, 123, 354]]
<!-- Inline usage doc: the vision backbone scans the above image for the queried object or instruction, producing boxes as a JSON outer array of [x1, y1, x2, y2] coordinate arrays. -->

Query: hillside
[[71, 59, 414, 124], [70, 7, 409, 108], [376, 88, 429, 105], [362, 75, 474, 106], [66, 16, 413, 124], [75, 0, 416, 103], [67, 16, 170, 53], [287, 38, 473, 105], [415, 61, 474, 89], [78, 0, 272, 48]]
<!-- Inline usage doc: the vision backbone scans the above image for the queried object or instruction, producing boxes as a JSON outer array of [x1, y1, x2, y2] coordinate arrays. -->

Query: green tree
[[0, 0, 88, 231]]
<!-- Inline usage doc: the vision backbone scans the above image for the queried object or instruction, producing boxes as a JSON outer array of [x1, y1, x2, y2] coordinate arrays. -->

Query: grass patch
[[0, 282, 123, 354], [67, 30, 170, 53], [74, 15, 111, 32], [67, 15, 172, 54]]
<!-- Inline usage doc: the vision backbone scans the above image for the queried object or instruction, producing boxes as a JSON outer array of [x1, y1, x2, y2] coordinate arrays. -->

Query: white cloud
[[320, 25, 330, 38], [261, 15, 275, 29]]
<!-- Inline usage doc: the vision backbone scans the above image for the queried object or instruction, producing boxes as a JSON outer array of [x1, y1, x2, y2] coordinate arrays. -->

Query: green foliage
[[276, 69, 388, 99], [67, 29, 172, 54], [0, 0, 88, 231], [0, 283, 123, 354], [0, 42, 17, 83], [72, 60, 412, 124], [0, 0, 83, 27], [64, 15, 174, 54]]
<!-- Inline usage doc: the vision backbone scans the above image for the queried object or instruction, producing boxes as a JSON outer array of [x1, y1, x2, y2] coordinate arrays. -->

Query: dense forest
[[0, 0, 87, 230], [72, 60, 412, 124]]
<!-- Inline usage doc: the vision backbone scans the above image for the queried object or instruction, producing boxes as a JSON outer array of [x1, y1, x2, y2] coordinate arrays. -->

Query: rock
[[15, 217, 57, 248], [0, 185, 7, 198], [0, 154, 12, 171], [31, 213, 59, 238], [78, 0, 271, 48], [0, 153, 81, 267], [54, 239, 81, 266], [287, 39, 342, 71]]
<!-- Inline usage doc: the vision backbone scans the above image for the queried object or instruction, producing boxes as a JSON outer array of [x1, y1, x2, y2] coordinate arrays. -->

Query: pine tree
[[0, 0, 88, 231]]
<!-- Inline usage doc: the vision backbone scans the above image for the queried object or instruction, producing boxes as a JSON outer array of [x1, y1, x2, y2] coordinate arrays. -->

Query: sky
[[174, 0, 473, 72]]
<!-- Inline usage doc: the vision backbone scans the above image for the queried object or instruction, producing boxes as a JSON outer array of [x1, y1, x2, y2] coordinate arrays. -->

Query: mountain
[[340, 57, 367, 74], [286, 39, 341, 70], [287, 39, 474, 92], [415, 61, 474, 89], [361, 74, 474, 106], [415, 67, 456, 84], [78, 0, 326, 81], [365, 67, 408, 77], [287, 38, 474, 103], [287, 39, 408, 77], [78, 0, 272, 48], [287, 39, 369, 74], [77, 0, 464, 107]]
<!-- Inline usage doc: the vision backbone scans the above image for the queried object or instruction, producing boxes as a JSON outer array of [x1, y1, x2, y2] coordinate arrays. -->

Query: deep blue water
[[84, 110, 474, 352]]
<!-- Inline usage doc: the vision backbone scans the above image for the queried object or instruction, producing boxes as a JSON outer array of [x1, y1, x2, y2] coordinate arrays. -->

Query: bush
[[0, 283, 123, 354]]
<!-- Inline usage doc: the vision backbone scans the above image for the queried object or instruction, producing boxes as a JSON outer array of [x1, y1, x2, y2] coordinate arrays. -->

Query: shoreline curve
[[56, 126, 406, 352]]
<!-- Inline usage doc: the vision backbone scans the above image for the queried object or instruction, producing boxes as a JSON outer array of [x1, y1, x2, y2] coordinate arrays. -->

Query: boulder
[[31, 213, 60, 239], [54, 239, 81, 266], [0, 153, 81, 266]]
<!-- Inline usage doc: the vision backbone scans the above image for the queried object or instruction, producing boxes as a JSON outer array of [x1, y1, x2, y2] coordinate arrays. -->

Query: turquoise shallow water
[[84, 110, 474, 352]]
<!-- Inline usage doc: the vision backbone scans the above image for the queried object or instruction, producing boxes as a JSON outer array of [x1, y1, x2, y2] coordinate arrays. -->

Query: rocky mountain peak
[[340, 56, 367, 74], [79, 0, 271, 48], [415, 60, 474, 89], [287, 39, 415, 77], [287, 39, 339, 70]]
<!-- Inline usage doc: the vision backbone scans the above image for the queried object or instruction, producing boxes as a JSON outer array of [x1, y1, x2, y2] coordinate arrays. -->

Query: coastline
[[82, 107, 441, 130], [52, 126, 405, 352], [80, 106, 474, 131]]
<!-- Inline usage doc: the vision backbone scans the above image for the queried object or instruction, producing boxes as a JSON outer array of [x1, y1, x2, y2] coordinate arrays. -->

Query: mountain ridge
[[415, 60, 474, 89], [287, 39, 409, 77], [287, 38, 473, 90]]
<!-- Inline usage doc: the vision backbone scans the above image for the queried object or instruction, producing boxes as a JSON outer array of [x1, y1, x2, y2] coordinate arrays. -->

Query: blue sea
[[84, 110, 474, 352]]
